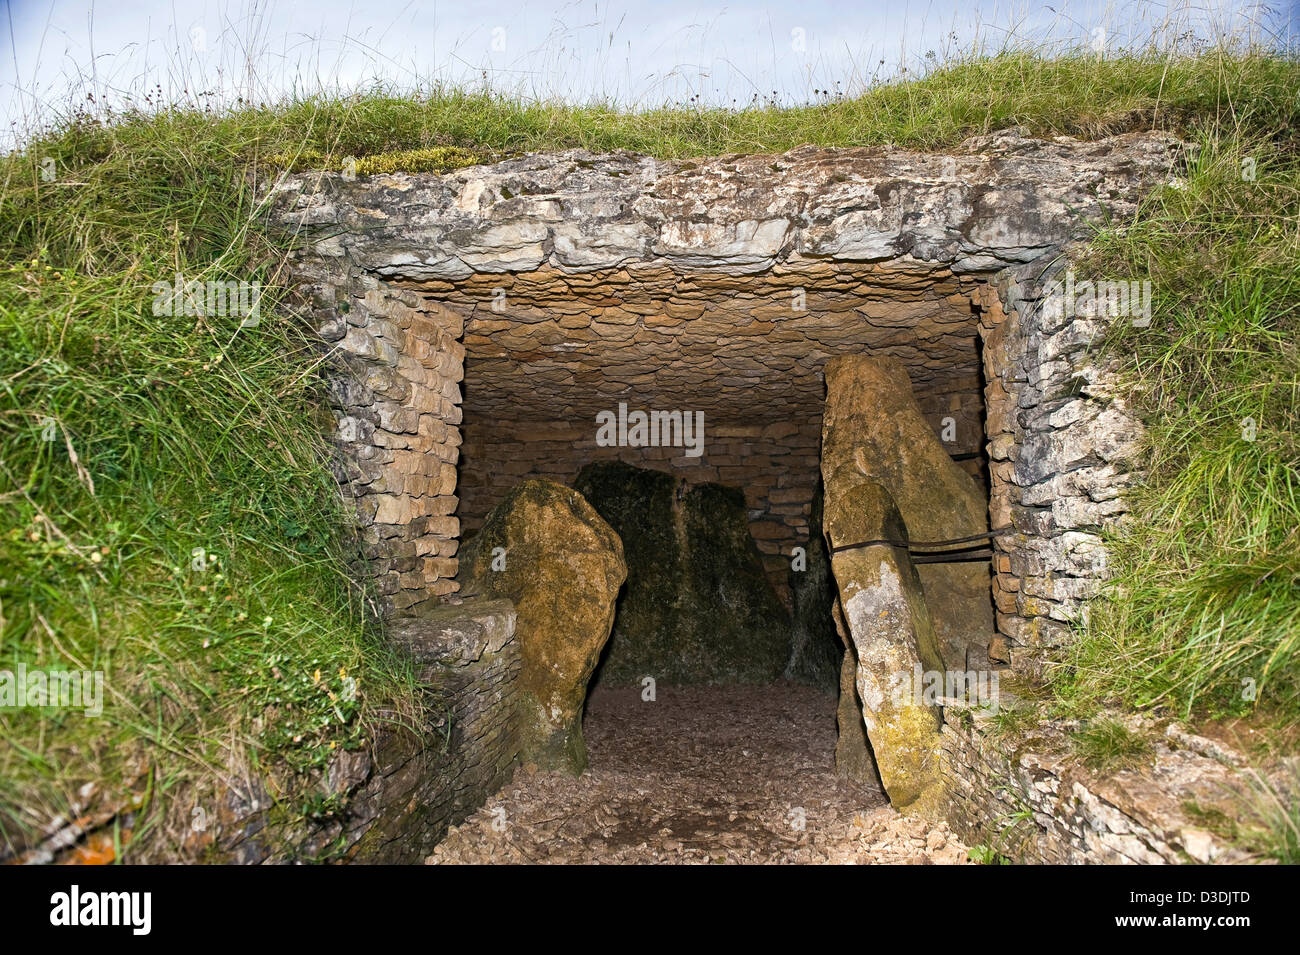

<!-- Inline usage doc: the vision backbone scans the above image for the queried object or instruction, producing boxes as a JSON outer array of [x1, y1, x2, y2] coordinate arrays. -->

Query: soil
[[428, 682, 969, 865]]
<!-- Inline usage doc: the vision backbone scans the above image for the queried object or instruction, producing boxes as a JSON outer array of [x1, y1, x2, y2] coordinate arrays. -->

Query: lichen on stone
[[266, 145, 489, 176], [457, 478, 626, 775]]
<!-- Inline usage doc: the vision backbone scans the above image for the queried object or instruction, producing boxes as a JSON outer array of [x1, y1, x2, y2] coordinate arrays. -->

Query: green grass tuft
[[0, 101, 422, 860], [265, 145, 490, 176], [1071, 718, 1155, 771], [1049, 122, 1300, 723], [1236, 766, 1300, 863]]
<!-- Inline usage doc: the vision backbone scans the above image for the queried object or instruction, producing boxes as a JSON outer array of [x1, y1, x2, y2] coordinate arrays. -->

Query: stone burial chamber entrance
[[267, 129, 1177, 858]]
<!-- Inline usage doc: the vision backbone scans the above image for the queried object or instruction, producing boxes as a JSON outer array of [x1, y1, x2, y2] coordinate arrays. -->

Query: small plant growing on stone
[[1071, 718, 1153, 771], [967, 844, 1010, 865], [982, 800, 1037, 861], [985, 700, 1041, 740]]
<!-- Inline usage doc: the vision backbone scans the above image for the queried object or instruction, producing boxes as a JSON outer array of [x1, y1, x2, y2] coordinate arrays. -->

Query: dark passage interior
[[403, 259, 995, 850], [439, 260, 997, 684], [449, 261, 992, 606], [424, 260, 998, 806]]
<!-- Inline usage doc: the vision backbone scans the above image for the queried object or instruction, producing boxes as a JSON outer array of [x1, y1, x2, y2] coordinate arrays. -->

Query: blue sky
[[1, 0, 1292, 138]]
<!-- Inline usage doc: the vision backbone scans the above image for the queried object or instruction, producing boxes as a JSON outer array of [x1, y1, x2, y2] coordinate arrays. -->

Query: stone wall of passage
[[287, 258, 467, 615], [975, 260, 1145, 675], [940, 705, 1248, 864], [242, 598, 522, 863], [349, 598, 521, 862]]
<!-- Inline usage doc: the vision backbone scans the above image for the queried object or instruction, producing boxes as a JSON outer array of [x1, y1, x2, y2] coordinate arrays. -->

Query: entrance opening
[[398, 259, 997, 861], [394, 259, 996, 828], [262, 132, 1175, 861], [447, 262, 991, 600]]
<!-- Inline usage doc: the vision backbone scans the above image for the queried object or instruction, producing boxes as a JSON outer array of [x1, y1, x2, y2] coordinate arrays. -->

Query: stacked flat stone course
[[347, 599, 521, 861], [941, 706, 1248, 865], [976, 261, 1144, 675], [291, 256, 467, 614]]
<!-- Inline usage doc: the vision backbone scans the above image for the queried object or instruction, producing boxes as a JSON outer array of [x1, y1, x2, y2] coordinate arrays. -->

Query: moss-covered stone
[[574, 462, 791, 686], [821, 357, 964, 815], [457, 479, 625, 774], [266, 145, 489, 176], [823, 475, 947, 816]]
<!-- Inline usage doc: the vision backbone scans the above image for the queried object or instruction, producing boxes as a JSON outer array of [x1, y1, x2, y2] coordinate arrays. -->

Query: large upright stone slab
[[574, 461, 791, 686], [823, 474, 946, 816], [821, 354, 994, 668], [457, 479, 626, 774]]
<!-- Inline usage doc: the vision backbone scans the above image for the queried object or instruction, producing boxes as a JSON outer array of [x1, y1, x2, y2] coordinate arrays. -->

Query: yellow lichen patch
[[265, 145, 489, 176], [355, 146, 487, 175], [873, 702, 946, 817]]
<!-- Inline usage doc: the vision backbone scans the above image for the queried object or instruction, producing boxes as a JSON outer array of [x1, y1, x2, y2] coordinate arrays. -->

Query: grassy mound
[[1, 46, 1297, 858], [0, 108, 423, 860]]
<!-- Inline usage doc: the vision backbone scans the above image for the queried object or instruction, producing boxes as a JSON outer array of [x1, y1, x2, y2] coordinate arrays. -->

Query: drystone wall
[[975, 262, 1145, 675], [940, 705, 1248, 865], [295, 260, 468, 615], [216, 598, 525, 863]]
